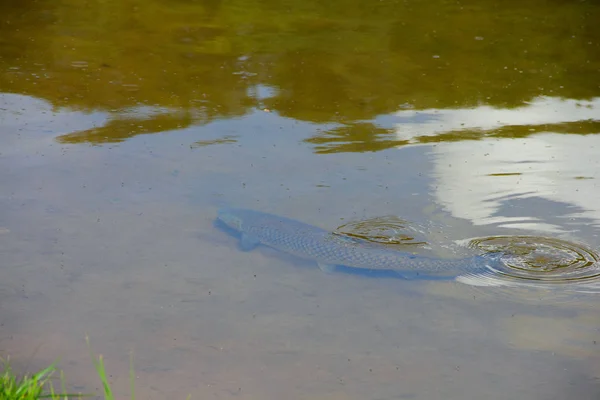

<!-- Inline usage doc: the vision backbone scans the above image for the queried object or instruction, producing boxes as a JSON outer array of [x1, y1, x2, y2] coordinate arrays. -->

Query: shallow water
[[1, 0, 600, 399]]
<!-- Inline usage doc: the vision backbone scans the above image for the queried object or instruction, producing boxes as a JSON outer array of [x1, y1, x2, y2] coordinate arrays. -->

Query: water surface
[[1, 0, 600, 399]]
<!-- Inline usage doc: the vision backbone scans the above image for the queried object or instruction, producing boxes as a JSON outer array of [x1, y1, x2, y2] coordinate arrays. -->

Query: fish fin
[[317, 262, 337, 273], [240, 233, 260, 251]]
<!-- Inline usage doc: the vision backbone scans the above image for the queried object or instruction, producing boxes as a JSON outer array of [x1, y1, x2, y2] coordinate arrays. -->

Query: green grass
[[0, 336, 189, 400], [0, 357, 88, 400], [0, 360, 68, 399]]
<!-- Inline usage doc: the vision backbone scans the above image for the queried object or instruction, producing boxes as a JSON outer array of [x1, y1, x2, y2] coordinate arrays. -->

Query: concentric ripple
[[334, 216, 429, 247], [458, 236, 600, 292]]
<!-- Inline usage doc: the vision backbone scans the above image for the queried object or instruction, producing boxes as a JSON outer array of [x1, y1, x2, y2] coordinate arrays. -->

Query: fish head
[[217, 208, 244, 232]]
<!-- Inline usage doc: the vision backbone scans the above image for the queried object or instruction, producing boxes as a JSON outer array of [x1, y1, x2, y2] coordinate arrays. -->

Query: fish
[[216, 207, 504, 281]]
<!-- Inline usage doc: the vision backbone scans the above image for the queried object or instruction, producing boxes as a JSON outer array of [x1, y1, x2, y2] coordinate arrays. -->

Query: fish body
[[217, 208, 502, 280]]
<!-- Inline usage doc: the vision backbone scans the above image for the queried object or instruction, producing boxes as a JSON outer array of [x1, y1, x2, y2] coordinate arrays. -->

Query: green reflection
[[0, 0, 598, 150], [57, 111, 194, 144], [408, 120, 600, 145], [305, 123, 407, 154]]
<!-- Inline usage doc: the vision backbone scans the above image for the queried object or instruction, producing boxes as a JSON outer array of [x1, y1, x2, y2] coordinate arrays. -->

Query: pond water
[[1, 0, 599, 398]]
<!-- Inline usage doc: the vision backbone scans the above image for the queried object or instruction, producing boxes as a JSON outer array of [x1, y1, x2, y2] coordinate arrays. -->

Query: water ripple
[[458, 236, 600, 294], [333, 215, 429, 247]]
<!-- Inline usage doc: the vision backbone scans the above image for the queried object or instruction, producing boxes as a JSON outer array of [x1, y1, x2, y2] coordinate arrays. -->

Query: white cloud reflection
[[393, 96, 599, 143], [393, 96, 600, 233]]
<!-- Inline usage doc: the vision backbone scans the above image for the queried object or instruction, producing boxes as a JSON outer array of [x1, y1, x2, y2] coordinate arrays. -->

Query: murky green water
[[1, 0, 600, 398]]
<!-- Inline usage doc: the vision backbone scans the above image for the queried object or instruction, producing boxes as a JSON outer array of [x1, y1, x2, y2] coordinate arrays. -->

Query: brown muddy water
[[1, 0, 600, 399]]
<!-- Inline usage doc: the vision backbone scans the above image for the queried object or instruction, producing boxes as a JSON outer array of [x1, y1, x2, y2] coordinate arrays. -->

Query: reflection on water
[[390, 97, 600, 297], [1, 0, 600, 398], [383, 97, 600, 233], [429, 133, 600, 233], [1, 0, 598, 146], [393, 96, 600, 144]]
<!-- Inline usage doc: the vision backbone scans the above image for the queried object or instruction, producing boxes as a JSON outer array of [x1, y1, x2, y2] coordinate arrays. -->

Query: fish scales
[[217, 208, 501, 279]]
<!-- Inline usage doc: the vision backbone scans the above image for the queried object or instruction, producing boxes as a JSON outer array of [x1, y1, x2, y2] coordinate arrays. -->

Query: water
[[1, 0, 600, 398]]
